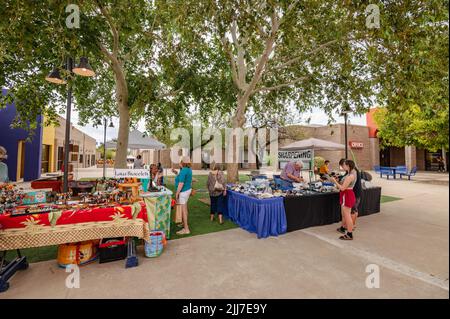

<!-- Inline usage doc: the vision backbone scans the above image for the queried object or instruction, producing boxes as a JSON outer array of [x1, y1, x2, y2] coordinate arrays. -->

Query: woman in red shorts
[[331, 160, 357, 240]]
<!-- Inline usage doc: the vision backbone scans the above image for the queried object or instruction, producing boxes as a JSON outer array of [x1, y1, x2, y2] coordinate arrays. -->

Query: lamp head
[[45, 68, 66, 85], [73, 57, 95, 77]]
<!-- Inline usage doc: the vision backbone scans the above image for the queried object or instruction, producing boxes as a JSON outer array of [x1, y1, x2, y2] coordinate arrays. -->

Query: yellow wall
[[42, 116, 56, 172]]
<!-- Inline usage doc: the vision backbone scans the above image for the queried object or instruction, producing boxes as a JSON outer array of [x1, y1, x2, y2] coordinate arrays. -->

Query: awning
[[105, 130, 166, 150]]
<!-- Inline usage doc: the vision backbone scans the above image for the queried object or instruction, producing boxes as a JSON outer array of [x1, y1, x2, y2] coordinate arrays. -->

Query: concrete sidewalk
[[2, 173, 448, 298]]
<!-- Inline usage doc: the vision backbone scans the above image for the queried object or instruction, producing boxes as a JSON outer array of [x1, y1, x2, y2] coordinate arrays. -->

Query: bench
[[379, 166, 396, 179], [399, 166, 417, 180]]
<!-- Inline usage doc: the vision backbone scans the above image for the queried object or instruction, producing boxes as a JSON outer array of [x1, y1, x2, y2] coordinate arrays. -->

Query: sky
[[66, 107, 367, 145]]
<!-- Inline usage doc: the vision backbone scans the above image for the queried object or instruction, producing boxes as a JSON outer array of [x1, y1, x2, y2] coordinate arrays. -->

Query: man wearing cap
[[280, 161, 304, 183], [0, 146, 9, 185]]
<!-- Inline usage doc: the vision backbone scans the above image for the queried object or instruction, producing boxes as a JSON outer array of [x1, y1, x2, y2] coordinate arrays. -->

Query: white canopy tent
[[105, 129, 166, 150]]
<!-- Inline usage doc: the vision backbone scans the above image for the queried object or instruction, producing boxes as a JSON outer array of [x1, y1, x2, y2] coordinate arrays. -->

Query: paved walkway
[[2, 172, 448, 298]]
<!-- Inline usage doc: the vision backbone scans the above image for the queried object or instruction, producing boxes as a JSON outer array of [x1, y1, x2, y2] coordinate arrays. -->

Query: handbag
[[174, 204, 183, 223], [213, 171, 224, 191]]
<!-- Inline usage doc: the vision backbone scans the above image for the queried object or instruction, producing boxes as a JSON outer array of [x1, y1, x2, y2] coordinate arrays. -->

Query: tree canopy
[[1, 1, 448, 176]]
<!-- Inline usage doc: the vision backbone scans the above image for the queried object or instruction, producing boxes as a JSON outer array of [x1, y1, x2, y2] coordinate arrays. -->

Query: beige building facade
[[41, 116, 97, 173]]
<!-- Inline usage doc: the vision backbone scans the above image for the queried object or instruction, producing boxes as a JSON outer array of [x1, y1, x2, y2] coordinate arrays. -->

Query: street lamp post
[[62, 57, 73, 194], [45, 56, 95, 192], [98, 118, 114, 180], [340, 108, 352, 159]]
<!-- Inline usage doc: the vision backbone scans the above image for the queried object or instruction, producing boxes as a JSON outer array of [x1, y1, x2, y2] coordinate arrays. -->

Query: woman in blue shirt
[[174, 156, 193, 235], [0, 146, 9, 186]]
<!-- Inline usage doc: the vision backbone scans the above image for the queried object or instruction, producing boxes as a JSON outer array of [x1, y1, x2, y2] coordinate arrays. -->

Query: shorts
[[340, 189, 356, 209], [351, 197, 361, 214], [178, 189, 192, 205]]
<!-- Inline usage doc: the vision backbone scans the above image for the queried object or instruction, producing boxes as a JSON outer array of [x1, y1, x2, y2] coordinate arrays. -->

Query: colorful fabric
[[0, 204, 145, 230], [0, 204, 150, 251], [0, 219, 149, 251], [143, 194, 172, 239]]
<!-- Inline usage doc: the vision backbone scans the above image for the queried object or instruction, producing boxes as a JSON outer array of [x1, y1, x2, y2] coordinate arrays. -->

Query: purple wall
[[0, 88, 43, 181]]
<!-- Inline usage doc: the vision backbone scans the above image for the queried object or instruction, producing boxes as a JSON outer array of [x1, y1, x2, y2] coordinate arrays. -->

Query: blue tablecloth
[[224, 190, 287, 238]]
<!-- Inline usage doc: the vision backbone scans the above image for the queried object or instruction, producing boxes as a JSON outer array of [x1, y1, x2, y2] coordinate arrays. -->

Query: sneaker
[[337, 226, 346, 234]]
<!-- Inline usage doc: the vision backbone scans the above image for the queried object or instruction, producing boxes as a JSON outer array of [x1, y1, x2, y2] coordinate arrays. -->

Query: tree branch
[[96, 0, 120, 57], [221, 36, 241, 90], [252, 76, 309, 94], [156, 84, 185, 99], [271, 39, 340, 71]]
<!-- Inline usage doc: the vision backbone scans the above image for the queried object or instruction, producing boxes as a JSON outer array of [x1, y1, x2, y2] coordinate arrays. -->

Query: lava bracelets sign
[[278, 149, 313, 170], [114, 169, 150, 179]]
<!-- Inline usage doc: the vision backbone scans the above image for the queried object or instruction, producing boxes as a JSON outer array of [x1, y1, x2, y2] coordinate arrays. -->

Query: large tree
[[369, 0, 448, 167], [163, 0, 379, 181], [0, 0, 191, 168]]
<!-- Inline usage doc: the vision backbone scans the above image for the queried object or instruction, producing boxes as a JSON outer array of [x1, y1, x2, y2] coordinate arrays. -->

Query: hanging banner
[[278, 149, 313, 170], [114, 169, 150, 179]]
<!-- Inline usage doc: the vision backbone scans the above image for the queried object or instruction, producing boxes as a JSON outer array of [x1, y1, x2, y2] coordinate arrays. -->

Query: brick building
[[140, 109, 447, 172]]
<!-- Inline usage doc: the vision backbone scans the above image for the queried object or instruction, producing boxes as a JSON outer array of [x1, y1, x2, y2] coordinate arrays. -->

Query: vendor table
[[224, 190, 287, 239], [284, 192, 341, 232], [0, 203, 149, 292], [0, 203, 148, 251], [284, 187, 382, 232], [358, 187, 382, 217], [225, 186, 382, 237]]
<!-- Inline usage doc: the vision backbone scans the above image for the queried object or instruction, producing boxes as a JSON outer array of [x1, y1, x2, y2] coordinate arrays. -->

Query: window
[[41, 145, 51, 173], [57, 147, 64, 170], [71, 153, 78, 162], [79, 154, 83, 164]]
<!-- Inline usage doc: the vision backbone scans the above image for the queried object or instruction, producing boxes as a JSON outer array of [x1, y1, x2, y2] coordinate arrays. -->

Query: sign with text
[[114, 169, 150, 179], [278, 149, 313, 170], [349, 141, 364, 149]]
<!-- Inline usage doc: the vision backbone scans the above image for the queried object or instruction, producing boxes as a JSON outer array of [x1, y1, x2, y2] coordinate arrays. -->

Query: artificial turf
[[380, 195, 402, 203]]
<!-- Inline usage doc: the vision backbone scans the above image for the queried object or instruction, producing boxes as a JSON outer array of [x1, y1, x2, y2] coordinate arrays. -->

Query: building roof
[[105, 129, 166, 150], [280, 137, 345, 151]]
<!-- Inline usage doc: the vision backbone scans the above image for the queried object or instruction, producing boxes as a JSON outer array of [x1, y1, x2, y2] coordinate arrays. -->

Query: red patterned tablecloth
[[0, 203, 150, 250]]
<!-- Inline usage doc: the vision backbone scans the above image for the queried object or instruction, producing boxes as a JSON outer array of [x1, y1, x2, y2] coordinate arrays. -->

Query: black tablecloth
[[284, 192, 341, 232], [358, 187, 382, 217], [284, 187, 382, 232]]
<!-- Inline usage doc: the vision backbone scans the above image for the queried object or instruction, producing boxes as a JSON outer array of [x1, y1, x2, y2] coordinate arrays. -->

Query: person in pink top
[[280, 161, 304, 183]]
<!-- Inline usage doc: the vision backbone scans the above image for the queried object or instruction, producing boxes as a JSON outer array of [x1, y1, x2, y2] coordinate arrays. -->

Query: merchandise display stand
[[0, 249, 28, 293]]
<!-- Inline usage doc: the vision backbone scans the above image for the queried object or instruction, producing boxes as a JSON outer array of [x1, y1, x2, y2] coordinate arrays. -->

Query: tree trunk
[[112, 65, 130, 169], [442, 146, 447, 172], [114, 100, 130, 168], [227, 97, 248, 183]]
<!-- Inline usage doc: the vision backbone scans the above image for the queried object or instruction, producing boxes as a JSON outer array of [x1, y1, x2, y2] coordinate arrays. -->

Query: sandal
[[176, 229, 191, 235], [339, 234, 353, 240]]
